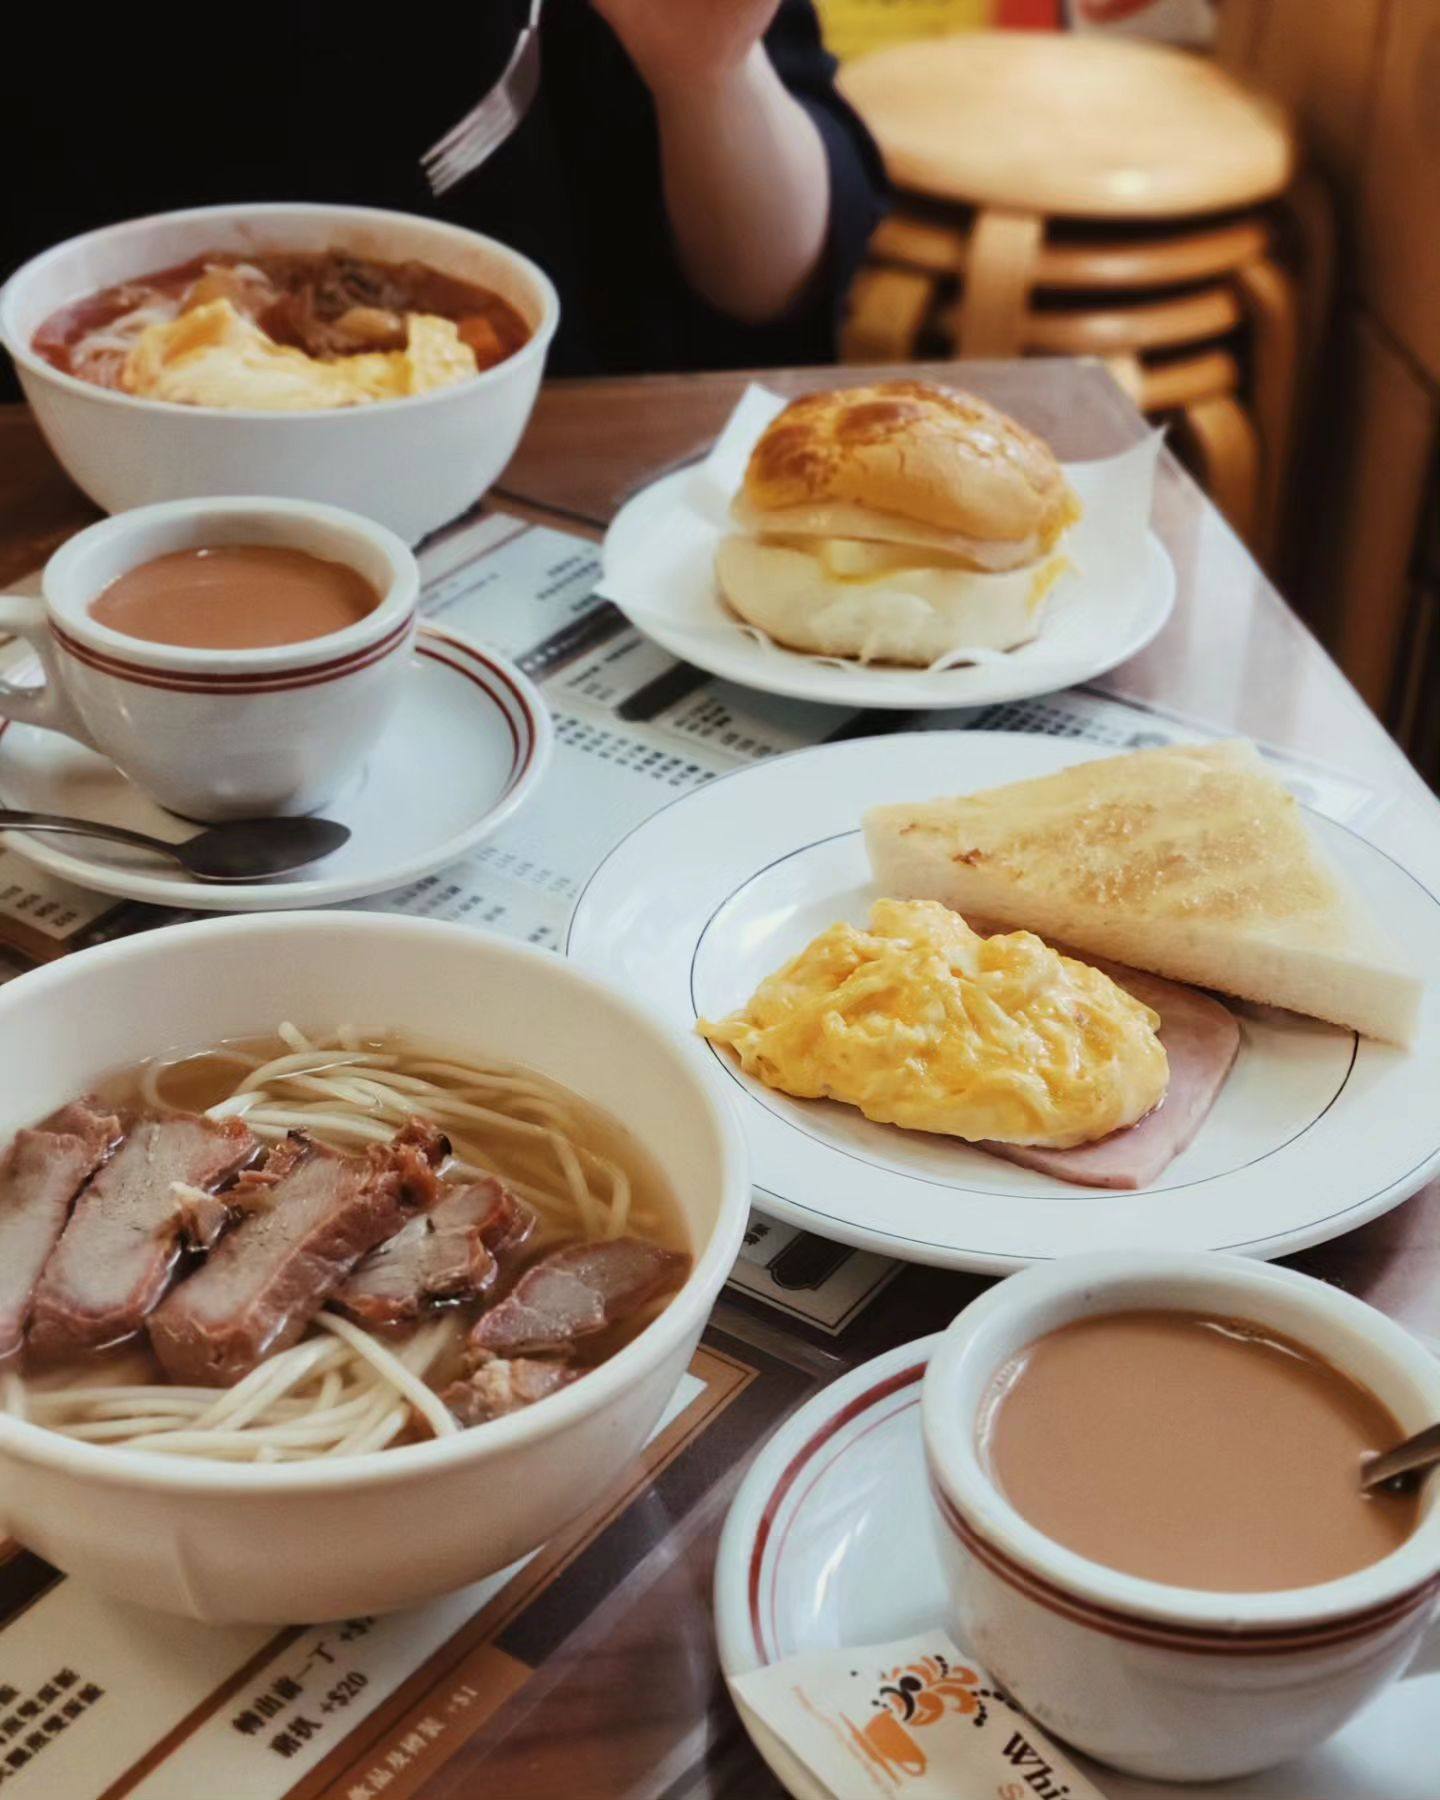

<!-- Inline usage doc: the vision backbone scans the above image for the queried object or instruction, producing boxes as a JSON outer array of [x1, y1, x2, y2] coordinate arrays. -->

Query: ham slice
[[0, 1099, 121, 1358], [468, 1238, 690, 1357], [148, 1122, 446, 1386], [28, 1113, 257, 1356], [334, 1177, 535, 1329], [980, 966, 1240, 1190], [443, 1354, 579, 1425]]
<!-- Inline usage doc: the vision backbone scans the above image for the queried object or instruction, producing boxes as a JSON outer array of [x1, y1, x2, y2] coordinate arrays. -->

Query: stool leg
[[841, 266, 938, 362], [956, 208, 1043, 357], [1175, 396, 1262, 545], [1235, 256, 1300, 564]]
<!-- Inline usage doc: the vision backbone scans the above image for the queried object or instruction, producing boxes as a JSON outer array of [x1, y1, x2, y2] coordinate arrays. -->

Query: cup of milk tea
[[922, 1249, 1440, 1783], [0, 496, 418, 819]]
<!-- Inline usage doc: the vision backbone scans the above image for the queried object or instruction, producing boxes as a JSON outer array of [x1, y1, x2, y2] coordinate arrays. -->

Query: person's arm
[[589, 0, 832, 324]]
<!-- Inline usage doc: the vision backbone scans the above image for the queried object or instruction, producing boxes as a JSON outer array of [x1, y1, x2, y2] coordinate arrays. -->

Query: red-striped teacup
[[0, 496, 417, 820], [922, 1251, 1440, 1783]]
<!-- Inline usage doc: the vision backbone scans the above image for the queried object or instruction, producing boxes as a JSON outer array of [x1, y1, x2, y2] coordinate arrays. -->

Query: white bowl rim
[[0, 911, 750, 1493], [922, 1249, 1440, 1630], [41, 495, 419, 674], [0, 200, 561, 424]]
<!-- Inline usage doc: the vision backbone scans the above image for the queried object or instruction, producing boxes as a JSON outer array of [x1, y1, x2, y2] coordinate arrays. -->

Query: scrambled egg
[[697, 899, 1168, 1148], [123, 300, 478, 410]]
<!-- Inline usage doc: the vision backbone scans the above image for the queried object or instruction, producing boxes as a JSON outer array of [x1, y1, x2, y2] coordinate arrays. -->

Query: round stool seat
[[840, 32, 1294, 219]]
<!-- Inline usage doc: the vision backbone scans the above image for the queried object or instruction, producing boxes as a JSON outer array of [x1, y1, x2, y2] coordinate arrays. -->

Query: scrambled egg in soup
[[123, 300, 478, 410], [698, 899, 1168, 1148]]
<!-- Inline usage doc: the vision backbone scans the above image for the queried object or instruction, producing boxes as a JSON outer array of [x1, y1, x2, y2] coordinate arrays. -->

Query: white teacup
[[923, 1251, 1440, 1784], [0, 497, 418, 820]]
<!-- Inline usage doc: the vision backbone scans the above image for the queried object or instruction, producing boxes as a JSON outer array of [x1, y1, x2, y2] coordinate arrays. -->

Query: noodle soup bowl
[[0, 911, 749, 1623], [0, 202, 560, 543]]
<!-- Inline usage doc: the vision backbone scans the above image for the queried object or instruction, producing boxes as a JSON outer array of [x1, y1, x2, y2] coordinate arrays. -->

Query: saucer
[[599, 465, 1175, 711], [714, 1336, 1440, 1800], [0, 626, 552, 910]]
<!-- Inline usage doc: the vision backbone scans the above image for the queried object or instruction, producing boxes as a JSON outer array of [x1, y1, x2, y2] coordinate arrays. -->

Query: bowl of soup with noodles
[[0, 912, 748, 1623], [0, 203, 560, 542]]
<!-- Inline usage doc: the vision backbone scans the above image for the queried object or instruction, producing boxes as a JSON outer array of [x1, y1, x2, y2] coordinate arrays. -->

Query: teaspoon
[[0, 809, 351, 882], [1360, 1421, 1440, 1494]]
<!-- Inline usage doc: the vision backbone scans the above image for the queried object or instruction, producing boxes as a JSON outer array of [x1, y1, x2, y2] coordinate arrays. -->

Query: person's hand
[[588, 0, 782, 98], [589, 0, 831, 326]]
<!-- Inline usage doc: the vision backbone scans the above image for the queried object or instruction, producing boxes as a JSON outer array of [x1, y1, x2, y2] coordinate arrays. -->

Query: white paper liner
[[599, 384, 1161, 677]]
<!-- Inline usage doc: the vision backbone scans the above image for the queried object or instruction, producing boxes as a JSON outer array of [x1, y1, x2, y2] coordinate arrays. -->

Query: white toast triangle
[[863, 741, 1421, 1045]]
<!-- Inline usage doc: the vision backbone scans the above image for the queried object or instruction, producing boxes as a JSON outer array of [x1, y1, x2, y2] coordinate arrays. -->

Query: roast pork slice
[[979, 967, 1241, 1190], [42, 1099, 124, 1155], [0, 1098, 122, 1358], [468, 1237, 690, 1357], [334, 1176, 536, 1328], [28, 1113, 257, 1356], [148, 1123, 446, 1386], [443, 1354, 579, 1425]]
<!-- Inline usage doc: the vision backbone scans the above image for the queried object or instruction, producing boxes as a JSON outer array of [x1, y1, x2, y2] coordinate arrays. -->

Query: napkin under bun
[[731, 381, 1078, 568]]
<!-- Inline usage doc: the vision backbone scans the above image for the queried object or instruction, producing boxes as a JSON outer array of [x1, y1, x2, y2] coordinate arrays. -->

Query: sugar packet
[[729, 1631, 1107, 1799]]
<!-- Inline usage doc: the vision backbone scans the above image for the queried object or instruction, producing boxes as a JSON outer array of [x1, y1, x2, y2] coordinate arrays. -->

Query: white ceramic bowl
[[0, 913, 748, 1623], [0, 203, 560, 543]]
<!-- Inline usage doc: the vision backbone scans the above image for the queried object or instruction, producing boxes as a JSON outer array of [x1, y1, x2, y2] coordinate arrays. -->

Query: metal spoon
[[1361, 1422, 1440, 1494], [0, 809, 350, 882]]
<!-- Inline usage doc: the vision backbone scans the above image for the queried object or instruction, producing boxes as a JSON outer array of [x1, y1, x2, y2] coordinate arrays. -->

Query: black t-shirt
[[0, 1, 885, 391]]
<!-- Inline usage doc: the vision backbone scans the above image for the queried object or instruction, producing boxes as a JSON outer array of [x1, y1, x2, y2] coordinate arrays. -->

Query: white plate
[[600, 465, 1175, 711], [567, 731, 1440, 1272], [715, 1335, 1440, 1800], [0, 625, 552, 910]]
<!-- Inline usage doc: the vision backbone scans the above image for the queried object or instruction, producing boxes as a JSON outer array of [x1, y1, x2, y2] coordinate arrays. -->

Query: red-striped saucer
[[0, 625, 552, 910], [713, 1334, 1440, 1800]]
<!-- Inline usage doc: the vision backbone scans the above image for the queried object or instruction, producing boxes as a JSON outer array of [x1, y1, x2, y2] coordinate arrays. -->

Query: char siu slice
[[468, 1237, 689, 1357], [0, 1098, 121, 1358], [334, 1177, 536, 1329], [443, 1354, 578, 1425], [28, 1114, 257, 1357], [148, 1123, 446, 1386]]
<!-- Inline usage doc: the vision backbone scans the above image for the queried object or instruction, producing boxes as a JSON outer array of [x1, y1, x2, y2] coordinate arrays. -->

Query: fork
[[421, 0, 545, 198]]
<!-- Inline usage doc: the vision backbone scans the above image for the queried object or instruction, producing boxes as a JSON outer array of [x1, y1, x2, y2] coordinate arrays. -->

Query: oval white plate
[[0, 625, 552, 910], [714, 1335, 1440, 1800], [568, 731, 1440, 1272], [599, 466, 1175, 711]]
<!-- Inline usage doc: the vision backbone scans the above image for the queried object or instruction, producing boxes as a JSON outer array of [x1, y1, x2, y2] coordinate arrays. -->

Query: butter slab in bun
[[717, 382, 1081, 666], [864, 741, 1422, 1045]]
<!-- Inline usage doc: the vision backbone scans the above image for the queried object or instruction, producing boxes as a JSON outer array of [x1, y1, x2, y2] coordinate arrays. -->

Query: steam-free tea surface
[[90, 545, 380, 649], [979, 1310, 1419, 1591]]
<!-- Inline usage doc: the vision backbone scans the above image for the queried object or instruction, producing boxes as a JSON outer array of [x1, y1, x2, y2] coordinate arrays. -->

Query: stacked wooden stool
[[839, 32, 1321, 562]]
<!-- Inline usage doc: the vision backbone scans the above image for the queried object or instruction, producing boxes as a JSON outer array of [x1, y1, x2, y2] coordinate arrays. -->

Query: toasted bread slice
[[863, 741, 1422, 1045]]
